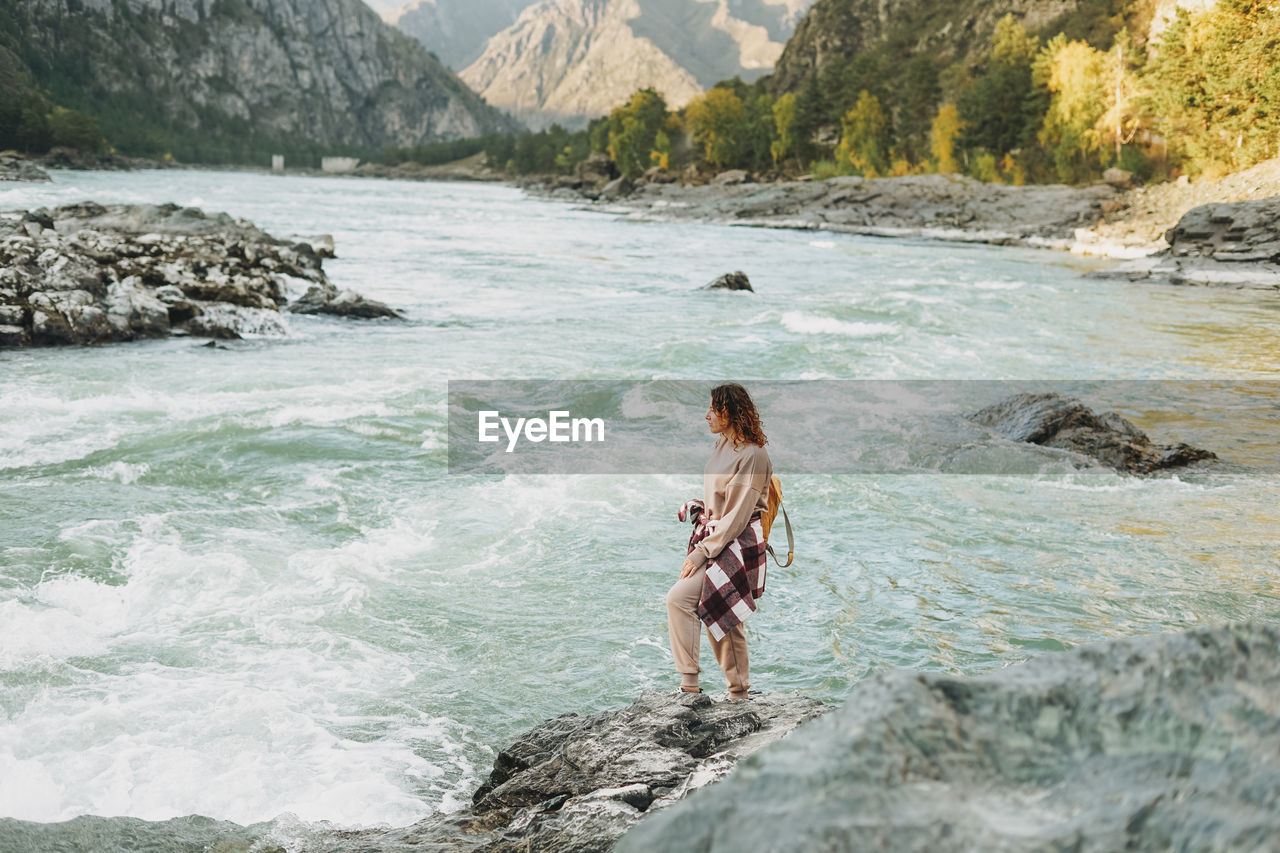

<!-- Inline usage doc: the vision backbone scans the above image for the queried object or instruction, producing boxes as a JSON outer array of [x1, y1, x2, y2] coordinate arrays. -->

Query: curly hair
[[710, 382, 767, 447]]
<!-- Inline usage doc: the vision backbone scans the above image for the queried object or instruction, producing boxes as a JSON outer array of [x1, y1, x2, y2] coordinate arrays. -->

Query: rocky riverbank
[[0, 202, 400, 348], [525, 156, 1280, 290], [529, 170, 1120, 249]]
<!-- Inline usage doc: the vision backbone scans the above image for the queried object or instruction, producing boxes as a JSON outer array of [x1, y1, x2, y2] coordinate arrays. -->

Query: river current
[[1, 170, 1278, 848]]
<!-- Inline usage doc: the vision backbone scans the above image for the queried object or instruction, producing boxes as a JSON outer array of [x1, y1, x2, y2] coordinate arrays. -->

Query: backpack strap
[[765, 503, 793, 567]]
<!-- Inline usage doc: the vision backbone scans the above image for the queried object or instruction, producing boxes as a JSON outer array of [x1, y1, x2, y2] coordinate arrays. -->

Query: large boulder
[[618, 623, 1280, 853], [704, 271, 753, 292], [289, 286, 402, 319], [326, 691, 829, 852], [1090, 198, 1280, 287], [0, 153, 51, 183], [1165, 198, 1280, 263], [971, 392, 1216, 474]]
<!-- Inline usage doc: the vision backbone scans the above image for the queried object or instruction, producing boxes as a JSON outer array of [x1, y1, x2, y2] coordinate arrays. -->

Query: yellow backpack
[[760, 475, 794, 567]]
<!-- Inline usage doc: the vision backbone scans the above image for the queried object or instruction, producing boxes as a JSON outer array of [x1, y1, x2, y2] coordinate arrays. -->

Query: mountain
[[769, 0, 1164, 93], [457, 0, 814, 128], [383, 0, 532, 71], [0, 0, 518, 163]]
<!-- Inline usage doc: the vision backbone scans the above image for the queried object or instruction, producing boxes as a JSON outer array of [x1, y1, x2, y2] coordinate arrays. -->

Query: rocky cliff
[[0, 0, 517, 159], [458, 0, 813, 128], [769, 0, 1085, 92], [384, 0, 532, 71]]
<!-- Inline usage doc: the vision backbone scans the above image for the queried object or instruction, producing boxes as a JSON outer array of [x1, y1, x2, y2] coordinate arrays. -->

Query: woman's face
[[706, 403, 730, 435]]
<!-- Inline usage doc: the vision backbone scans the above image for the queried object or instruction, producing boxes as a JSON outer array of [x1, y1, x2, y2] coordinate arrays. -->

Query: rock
[[327, 691, 828, 852], [600, 176, 633, 200], [0, 324, 27, 347], [181, 305, 286, 339], [29, 290, 110, 345], [713, 169, 749, 185], [576, 152, 615, 184], [970, 392, 1216, 474], [104, 277, 171, 340], [303, 234, 336, 259], [618, 623, 1280, 853], [1086, 196, 1280, 287], [0, 202, 398, 347], [1102, 167, 1134, 189], [1165, 198, 1280, 263], [0, 154, 52, 183], [704, 271, 753, 292], [289, 287, 401, 319]]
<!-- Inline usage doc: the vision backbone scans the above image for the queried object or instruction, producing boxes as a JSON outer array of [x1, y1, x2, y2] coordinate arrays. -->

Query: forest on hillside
[[490, 0, 1279, 186]]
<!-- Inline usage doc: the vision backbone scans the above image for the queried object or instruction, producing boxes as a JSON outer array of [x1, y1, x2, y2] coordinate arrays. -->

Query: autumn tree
[[929, 103, 963, 173], [1035, 35, 1108, 182], [834, 90, 890, 176], [606, 88, 669, 178], [685, 87, 746, 169], [771, 92, 797, 166]]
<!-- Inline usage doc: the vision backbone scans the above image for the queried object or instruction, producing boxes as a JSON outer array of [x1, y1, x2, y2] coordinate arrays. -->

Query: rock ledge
[[619, 622, 1280, 853], [326, 690, 828, 852]]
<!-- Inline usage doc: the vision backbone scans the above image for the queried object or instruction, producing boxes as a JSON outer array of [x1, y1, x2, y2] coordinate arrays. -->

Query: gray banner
[[446, 380, 1279, 475]]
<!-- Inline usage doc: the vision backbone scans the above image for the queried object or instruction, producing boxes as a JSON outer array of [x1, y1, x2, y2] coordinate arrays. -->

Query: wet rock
[[618, 623, 1280, 853], [704, 271, 753, 292], [29, 290, 110, 345], [326, 691, 828, 853], [0, 324, 27, 346], [0, 154, 51, 183], [288, 286, 401, 319], [296, 234, 335, 259], [104, 277, 170, 340], [971, 392, 1216, 474]]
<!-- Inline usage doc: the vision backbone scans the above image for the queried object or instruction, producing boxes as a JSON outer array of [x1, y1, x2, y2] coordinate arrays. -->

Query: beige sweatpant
[[666, 565, 750, 698]]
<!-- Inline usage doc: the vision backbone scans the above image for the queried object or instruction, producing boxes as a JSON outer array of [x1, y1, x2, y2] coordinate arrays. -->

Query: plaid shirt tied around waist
[[677, 498, 767, 641]]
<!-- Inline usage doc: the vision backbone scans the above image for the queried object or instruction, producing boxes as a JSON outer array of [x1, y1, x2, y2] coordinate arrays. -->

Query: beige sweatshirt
[[688, 434, 773, 568]]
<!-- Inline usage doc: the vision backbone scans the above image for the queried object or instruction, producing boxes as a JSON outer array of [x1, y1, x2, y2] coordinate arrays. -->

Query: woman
[[667, 382, 773, 700]]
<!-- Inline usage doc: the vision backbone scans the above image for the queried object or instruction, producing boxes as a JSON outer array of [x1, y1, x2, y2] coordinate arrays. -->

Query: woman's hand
[[680, 557, 700, 579]]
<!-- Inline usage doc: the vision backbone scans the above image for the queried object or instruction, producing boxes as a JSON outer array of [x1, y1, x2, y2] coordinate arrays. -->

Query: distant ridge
[[0, 0, 519, 161], [390, 0, 813, 129]]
